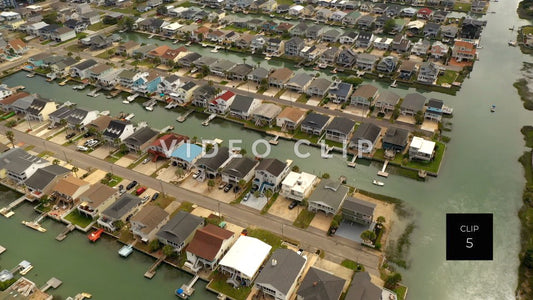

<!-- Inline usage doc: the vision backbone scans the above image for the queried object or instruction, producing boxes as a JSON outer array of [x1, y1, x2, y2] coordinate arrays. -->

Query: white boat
[[490, 105, 496, 112], [372, 179, 384, 186], [118, 245, 133, 257], [125, 113, 135, 121], [127, 93, 139, 101], [146, 105, 154, 111], [508, 40, 517, 47], [26, 73, 35, 78], [100, 110, 110, 116]]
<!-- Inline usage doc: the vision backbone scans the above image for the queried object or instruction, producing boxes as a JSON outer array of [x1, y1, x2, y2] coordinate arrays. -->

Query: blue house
[[132, 70, 162, 95], [425, 98, 444, 121], [171, 143, 204, 170]]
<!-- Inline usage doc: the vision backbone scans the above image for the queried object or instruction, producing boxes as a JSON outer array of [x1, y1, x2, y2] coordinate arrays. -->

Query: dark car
[[83, 132, 92, 138], [126, 180, 138, 190], [118, 184, 124, 191], [66, 132, 76, 139], [151, 192, 160, 201], [233, 186, 241, 193], [224, 183, 233, 193], [288, 200, 298, 210], [251, 185, 258, 192]]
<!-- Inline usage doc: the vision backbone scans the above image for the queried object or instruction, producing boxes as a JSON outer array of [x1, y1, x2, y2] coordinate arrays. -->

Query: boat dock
[[443, 106, 454, 115], [23, 212, 47, 232], [202, 113, 217, 126], [177, 109, 194, 122], [56, 224, 76, 241], [321, 146, 334, 158], [73, 84, 87, 90], [143, 99, 157, 111], [0, 195, 27, 217], [144, 255, 166, 279], [73, 292, 93, 300], [87, 88, 101, 97], [58, 78, 70, 86], [390, 80, 397, 88], [40, 277, 62, 292], [269, 135, 280, 145], [11, 260, 33, 275], [160, 125, 174, 133], [176, 275, 200, 299], [0, 245, 5, 255], [377, 160, 390, 177], [125, 113, 135, 121], [123, 93, 139, 104], [347, 154, 357, 167]]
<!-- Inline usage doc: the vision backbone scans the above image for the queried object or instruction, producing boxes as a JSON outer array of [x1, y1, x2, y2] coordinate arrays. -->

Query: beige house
[[131, 205, 169, 243], [77, 183, 118, 218], [51, 175, 91, 206], [275, 107, 307, 131], [269, 68, 294, 88]]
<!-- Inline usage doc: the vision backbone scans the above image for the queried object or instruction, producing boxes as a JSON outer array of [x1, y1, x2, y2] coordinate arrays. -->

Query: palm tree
[[6, 130, 15, 148], [52, 159, 60, 165], [71, 166, 79, 178], [175, 168, 185, 178], [237, 179, 246, 191], [264, 189, 273, 199], [207, 179, 215, 191], [360, 230, 376, 243], [376, 216, 386, 226]]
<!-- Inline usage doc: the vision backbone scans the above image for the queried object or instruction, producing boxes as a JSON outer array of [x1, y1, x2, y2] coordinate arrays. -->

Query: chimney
[[271, 259, 277, 266], [313, 281, 318, 287]]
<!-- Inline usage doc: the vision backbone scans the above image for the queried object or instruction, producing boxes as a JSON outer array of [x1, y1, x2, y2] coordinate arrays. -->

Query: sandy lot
[[279, 90, 301, 102], [306, 99, 320, 106], [190, 206, 214, 218], [133, 160, 159, 176], [396, 115, 416, 124], [83, 169, 107, 184], [236, 82, 259, 93], [267, 196, 299, 222], [421, 120, 439, 132], [310, 212, 333, 232], [164, 200, 182, 214], [115, 154, 136, 168], [14, 119, 44, 133], [156, 165, 181, 183], [180, 177, 236, 203], [313, 258, 354, 292], [263, 87, 281, 97], [90, 147, 111, 159], [344, 106, 369, 117]]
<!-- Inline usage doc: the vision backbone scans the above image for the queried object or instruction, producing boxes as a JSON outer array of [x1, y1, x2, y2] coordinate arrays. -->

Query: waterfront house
[[132, 70, 163, 94], [357, 15, 375, 31], [391, 34, 411, 53], [65, 108, 98, 131], [177, 52, 201, 67], [48, 106, 72, 128], [308, 179, 348, 215], [193, 56, 218, 70], [266, 38, 284, 55], [219, 236, 272, 287], [116, 41, 140, 57], [382, 127, 409, 152], [99, 194, 142, 231], [87, 115, 112, 133], [227, 64, 253, 81], [325, 117, 355, 144], [148, 133, 188, 160], [208, 90, 236, 114], [252, 103, 282, 126], [98, 68, 122, 90], [398, 60, 419, 80], [51, 27, 76, 42], [158, 75, 181, 95], [373, 37, 393, 50], [401, 93, 426, 116], [138, 18, 166, 33], [328, 81, 353, 103], [77, 183, 117, 219], [80, 35, 111, 51], [247, 67, 269, 83], [441, 25, 458, 39], [28, 53, 50, 68], [339, 31, 358, 45], [342, 196, 376, 225], [423, 23, 441, 38], [70, 59, 97, 79], [417, 7, 433, 19], [0, 92, 29, 112], [0, 148, 49, 184], [430, 41, 449, 60], [161, 22, 183, 36], [102, 120, 135, 145], [49, 56, 78, 78], [356, 53, 378, 71], [377, 56, 399, 74], [51, 175, 90, 207], [253, 158, 291, 193], [322, 29, 341, 43], [285, 37, 305, 56], [425, 98, 444, 121], [132, 44, 158, 59], [343, 11, 360, 25], [9, 94, 34, 115], [186, 224, 235, 271], [297, 267, 345, 300], [409, 136, 436, 161], [306, 78, 332, 97], [276, 107, 306, 131], [348, 122, 382, 153], [131, 205, 169, 243], [301, 113, 330, 136], [346, 272, 396, 300], [286, 73, 313, 93], [210, 60, 237, 77], [229, 95, 261, 119], [306, 25, 325, 40], [88, 64, 112, 82], [161, 47, 188, 65], [157, 211, 204, 252], [269, 68, 294, 88], [375, 91, 400, 113], [221, 156, 259, 184], [417, 62, 439, 84], [460, 18, 486, 39], [280, 171, 318, 202], [350, 84, 379, 108], [170, 143, 204, 170], [411, 39, 431, 56], [433, 10, 449, 23], [195, 147, 231, 179], [25, 97, 56, 122], [170, 81, 198, 104], [336, 48, 357, 68], [320, 47, 339, 65], [355, 31, 374, 49], [24, 164, 70, 198], [250, 36, 266, 53], [235, 33, 254, 49], [191, 84, 217, 107], [255, 249, 306, 300], [290, 22, 308, 37], [275, 22, 294, 35], [452, 40, 476, 62], [471, 0, 488, 13], [123, 126, 158, 153]]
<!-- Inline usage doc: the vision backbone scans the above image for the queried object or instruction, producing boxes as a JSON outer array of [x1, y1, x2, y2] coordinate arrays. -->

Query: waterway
[[0, 0, 532, 298]]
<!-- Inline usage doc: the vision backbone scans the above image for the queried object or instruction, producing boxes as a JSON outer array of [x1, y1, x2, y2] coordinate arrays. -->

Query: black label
[[446, 213, 493, 260]]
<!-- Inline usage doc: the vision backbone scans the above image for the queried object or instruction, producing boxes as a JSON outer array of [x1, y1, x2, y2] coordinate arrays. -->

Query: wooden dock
[[377, 160, 389, 177], [0, 195, 27, 217], [87, 88, 101, 97], [56, 224, 75, 241], [0, 245, 5, 255], [202, 113, 217, 126], [176, 109, 193, 122], [269, 135, 279, 145], [41, 277, 62, 292], [347, 154, 357, 167], [58, 78, 71, 86], [321, 146, 334, 158], [144, 255, 166, 279], [176, 275, 199, 299]]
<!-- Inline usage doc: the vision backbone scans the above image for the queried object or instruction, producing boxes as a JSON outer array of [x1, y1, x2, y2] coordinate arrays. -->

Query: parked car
[[218, 182, 227, 190], [151, 192, 160, 201], [126, 181, 138, 190], [76, 145, 88, 152], [241, 229, 248, 236], [136, 186, 147, 195], [141, 195, 150, 203], [66, 132, 76, 139], [224, 183, 233, 193], [83, 132, 92, 138], [297, 248, 304, 255], [242, 193, 250, 202], [233, 186, 241, 193], [288, 200, 298, 210], [192, 171, 201, 179], [142, 158, 150, 164]]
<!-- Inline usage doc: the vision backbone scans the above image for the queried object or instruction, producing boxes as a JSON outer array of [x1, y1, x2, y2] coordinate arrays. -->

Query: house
[[161, 22, 183, 36], [382, 127, 409, 151], [306, 25, 325, 40], [276, 4, 290, 13], [348, 122, 381, 153], [219, 236, 272, 287], [50, 175, 90, 207], [81, 11, 101, 25], [357, 15, 375, 30], [286, 73, 313, 93], [25, 97, 56, 122], [356, 53, 378, 71], [269, 68, 294, 88], [208, 90, 236, 114], [87, 115, 112, 133], [23, 164, 70, 198], [401, 93, 426, 116], [177, 52, 201, 67], [250, 36, 266, 52], [186, 224, 235, 271], [191, 84, 217, 107], [275, 22, 294, 35], [280, 171, 318, 201], [355, 31, 374, 49], [51, 27, 76, 42], [374, 91, 400, 113], [88, 64, 113, 81], [342, 196, 376, 225], [430, 41, 449, 59], [132, 70, 163, 94], [227, 64, 253, 81], [236, 33, 254, 49], [373, 37, 393, 50], [77, 183, 118, 219], [0, 92, 29, 112], [401, 7, 417, 17], [247, 67, 269, 83], [336, 49, 357, 68], [6, 38, 27, 55], [320, 47, 339, 65], [9, 94, 34, 115], [307, 180, 349, 216], [417, 7, 433, 19], [131, 205, 169, 243], [138, 18, 166, 32], [306, 78, 332, 97], [398, 60, 419, 79], [210, 60, 237, 77], [0, 85, 12, 101], [65, 108, 98, 131], [425, 98, 444, 121], [316, 8, 333, 21], [411, 39, 431, 56], [221, 156, 259, 184], [161, 47, 188, 64], [350, 84, 379, 107], [460, 18, 486, 39], [377, 56, 399, 73], [339, 31, 358, 45], [285, 37, 305, 56], [146, 45, 170, 60], [345, 272, 395, 300], [80, 35, 112, 50], [409, 136, 436, 161], [452, 40, 476, 62], [229, 95, 261, 119], [170, 81, 198, 104], [325, 117, 355, 143], [423, 22, 441, 38], [195, 147, 231, 179], [329, 10, 347, 22], [102, 120, 135, 145], [471, 0, 488, 13], [0, 148, 49, 184], [266, 38, 283, 55], [433, 10, 449, 23], [391, 34, 411, 53], [441, 25, 458, 39], [253, 158, 291, 193], [252, 103, 282, 126], [276, 107, 307, 131], [328, 81, 353, 103], [322, 29, 341, 43], [417, 61, 439, 84], [372, 3, 387, 14], [170, 143, 204, 170], [132, 44, 158, 59], [148, 133, 188, 160], [123, 126, 158, 153], [157, 211, 204, 251], [385, 4, 402, 17], [158, 74, 182, 94], [343, 11, 360, 26], [296, 267, 344, 300], [49, 56, 78, 78], [255, 249, 306, 300], [375, 15, 392, 29], [290, 22, 309, 37], [301, 113, 330, 136]]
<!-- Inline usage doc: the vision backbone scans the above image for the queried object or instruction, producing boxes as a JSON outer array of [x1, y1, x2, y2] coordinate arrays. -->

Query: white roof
[[219, 236, 272, 279], [0, 12, 20, 17], [410, 137, 435, 155], [163, 22, 183, 31], [407, 20, 425, 30], [290, 5, 304, 11], [374, 37, 393, 44], [282, 171, 317, 194]]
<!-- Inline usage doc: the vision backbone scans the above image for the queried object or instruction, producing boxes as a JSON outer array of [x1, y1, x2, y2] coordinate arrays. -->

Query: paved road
[[1, 125, 382, 276]]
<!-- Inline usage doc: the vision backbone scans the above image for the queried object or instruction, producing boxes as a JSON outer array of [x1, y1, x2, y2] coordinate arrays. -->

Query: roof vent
[[313, 281, 318, 287], [271, 259, 277, 266]]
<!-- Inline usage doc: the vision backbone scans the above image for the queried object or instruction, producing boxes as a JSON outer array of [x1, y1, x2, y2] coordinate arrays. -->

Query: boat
[[125, 113, 135, 121], [317, 63, 327, 69], [88, 228, 104, 242], [372, 179, 385, 186], [19, 264, 33, 275], [26, 73, 35, 78], [185, 41, 191, 46], [100, 110, 110, 116], [508, 40, 517, 47], [491, 105, 496, 112], [118, 245, 133, 257], [331, 68, 338, 74], [18, 260, 33, 275], [509, 26, 514, 31], [127, 93, 139, 102], [146, 105, 154, 111]]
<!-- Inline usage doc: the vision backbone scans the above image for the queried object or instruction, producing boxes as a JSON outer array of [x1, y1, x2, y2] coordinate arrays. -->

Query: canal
[[0, 0, 532, 298]]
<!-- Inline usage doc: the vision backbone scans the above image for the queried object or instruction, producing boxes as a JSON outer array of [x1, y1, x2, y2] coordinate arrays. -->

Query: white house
[[280, 171, 318, 202], [253, 158, 292, 194], [409, 136, 435, 161]]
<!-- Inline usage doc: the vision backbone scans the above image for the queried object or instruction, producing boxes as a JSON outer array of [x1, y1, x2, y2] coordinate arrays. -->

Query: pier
[[72, 84, 87, 90], [321, 146, 334, 158], [87, 88, 101, 97], [41, 277, 62, 292], [123, 93, 139, 104], [390, 80, 397, 88], [59, 78, 71, 86], [202, 113, 217, 126], [144, 255, 166, 279], [160, 125, 174, 133], [107, 89, 121, 98], [0, 245, 5, 255], [269, 135, 279, 145], [56, 224, 76, 241], [347, 154, 357, 167], [22, 212, 47, 232], [0, 195, 27, 217], [377, 160, 390, 177], [176, 275, 200, 299], [176, 109, 194, 122]]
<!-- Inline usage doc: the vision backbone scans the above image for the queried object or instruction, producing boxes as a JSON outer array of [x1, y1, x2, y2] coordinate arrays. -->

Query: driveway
[[310, 212, 333, 232], [241, 193, 267, 210], [236, 82, 258, 93], [133, 160, 159, 177], [267, 196, 299, 222], [83, 169, 107, 184], [280, 90, 300, 102], [115, 154, 136, 168], [90, 147, 111, 159]]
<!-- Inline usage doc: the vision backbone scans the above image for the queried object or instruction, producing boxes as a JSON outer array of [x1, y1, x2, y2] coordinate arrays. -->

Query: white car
[[192, 171, 201, 179], [142, 158, 150, 164], [77, 145, 88, 152]]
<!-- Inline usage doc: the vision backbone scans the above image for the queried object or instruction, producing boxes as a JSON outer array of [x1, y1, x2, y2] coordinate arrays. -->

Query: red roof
[[418, 8, 433, 15], [453, 40, 476, 54], [0, 91, 29, 106], [186, 224, 234, 261], [151, 133, 188, 149]]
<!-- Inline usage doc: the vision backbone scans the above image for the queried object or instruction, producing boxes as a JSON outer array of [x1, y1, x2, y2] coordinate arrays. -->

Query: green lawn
[[111, 7, 138, 15], [436, 70, 458, 85], [453, 2, 472, 12], [522, 26, 533, 35], [395, 285, 408, 300], [403, 141, 446, 173], [293, 209, 315, 229], [207, 271, 252, 300], [105, 175, 123, 187], [96, 48, 116, 59], [88, 22, 110, 31], [64, 210, 94, 229], [373, 149, 403, 164], [65, 44, 85, 52], [260, 193, 279, 214], [153, 194, 175, 209], [171, 201, 194, 216], [246, 228, 284, 252], [292, 129, 319, 145], [276, 0, 294, 5], [341, 259, 364, 271]]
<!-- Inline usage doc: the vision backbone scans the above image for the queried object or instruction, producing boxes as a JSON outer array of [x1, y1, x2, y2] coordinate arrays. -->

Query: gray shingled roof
[[255, 158, 286, 177], [102, 193, 141, 220], [196, 147, 230, 171], [230, 95, 255, 113], [221, 157, 258, 179], [345, 271, 382, 300], [308, 180, 349, 212], [343, 197, 376, 216], [326, 117, 355, 135], [123, 126, 158, 147], [255, 249, 306, 295], [401, 93, 426, 111], [376, 90, 400, 105], [297, 267, 346, 300], [302, 113, 330, 129], [383, 127, 409, 147], [350, 123, 381, 146], [23, 164, 70, 191], [156, 211, 203, 246]]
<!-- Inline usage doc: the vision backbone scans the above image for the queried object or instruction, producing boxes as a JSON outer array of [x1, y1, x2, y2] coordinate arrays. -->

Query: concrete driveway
[[241, 193, 267, 210], [83, 169, 107, 184], [90, 147, 111, 159], [133, 159, 159, 176], [280, 90, 300, 102], [115, 155, 136, 168], [237, 82, 258, 93], [267, 196, 299, 222], [310, 212, 333, 232]]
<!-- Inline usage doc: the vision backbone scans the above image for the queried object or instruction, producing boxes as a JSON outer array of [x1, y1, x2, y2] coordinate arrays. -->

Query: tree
[[71, 166, 79, 178], [253, 190, 261, 198], [291, 165, 300, 172], [360, 230, 376, 243], [414, 110, 424, 125], [149, 239, 161, 252], [5, 131, 15, 148], [52, 159, 60, 165], [157, 5, 168, 15], [42, 12, 59, 25], [377, 216, 386, 226], [322, 173, 330, 179], [384, 273, 402, 290], [162, 244, 175, 257], [238, 179, 247, 190], [383, 19, 396, 35], [239, 148, 247, 156], [175, 168, 185, 178], [118, 16, 135, 31], [524, 249, 533, 268], [207, 179, 215, 191], [264, 189, 273, 199], [5, 120, 17, 128]]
